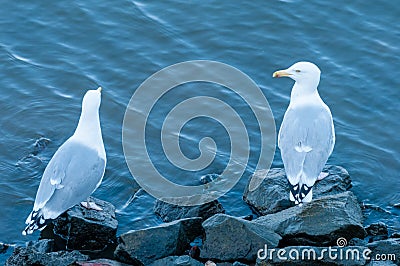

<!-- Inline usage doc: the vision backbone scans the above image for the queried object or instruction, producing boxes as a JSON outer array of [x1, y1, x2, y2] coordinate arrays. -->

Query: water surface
[[0, 1, 399, 261]]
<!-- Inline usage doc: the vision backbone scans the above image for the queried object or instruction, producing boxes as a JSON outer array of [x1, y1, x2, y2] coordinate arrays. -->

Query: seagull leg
[[80, 198, 103, 211], [317, 172, 329, 181]]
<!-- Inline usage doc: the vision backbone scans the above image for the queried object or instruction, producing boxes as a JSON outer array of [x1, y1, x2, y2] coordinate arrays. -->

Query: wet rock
[[256, 245, 369, 265], [201, 174, 220, 184], [5, 240, 89, 266], [200, 214, 281, 261], [32, 137, 51, 155], [365, 222, 389, 242], [390, 232, 400, 238], [114, 217, 203, 265], [0, 242, 10, 254], [366, 261, 397, 266], [243, 165, 351, 215], [366, 223, 389, 237], [27, 239, 54, 253], [72, 258, 131, 265], [366, 238, 400, 265], [349, 238, 368, 246], [42, 197, 118, 257], [254, 191, 366, 247], [154, 199, 225, 222], [149, 255, 203, 266], [241, 215, 254, 221], [232, 262, 249, 266], [214, 262, 249, 266]]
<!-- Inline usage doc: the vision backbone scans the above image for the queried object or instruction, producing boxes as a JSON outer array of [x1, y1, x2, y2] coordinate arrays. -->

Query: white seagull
[[23, 87, 106, 235], [273, 62, 335, 205]]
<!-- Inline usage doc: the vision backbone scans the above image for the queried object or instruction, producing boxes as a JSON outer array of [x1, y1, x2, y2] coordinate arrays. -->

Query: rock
[[1, 242, 10, 254], [27, 239, 54, 253], [154, 199, 225, 222], [215, 262, 248, 266], [366, 261, 397, 266], [242, 215, 253, 221], [232, 262, 249, 266], [365, 223, 389, 242], [201, 174, 220, 184], [367, 238, 400, 265], [349, 238, 368, 246], [254, 191, 366, 246], [148, 255, 203, 266], [115, 217, 203, 265], [366, 223, 389, 237], [256, 245, 369, 265], [200, 214, 281, 261], [32, 137, 51, 155], [43, 197, 118, 257], [243, 165, 351, 215], [72, 258, 131, 265], [5, 241, 89, 266], [390, 232, 400, 238]]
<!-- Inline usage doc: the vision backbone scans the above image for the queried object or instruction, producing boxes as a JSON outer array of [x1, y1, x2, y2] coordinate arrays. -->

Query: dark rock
[[200, 214, 281, 261], [27, 239, 54, 253], [201, 174, 220, 184], [366, 261, 397, 266], [366, 223, 389, 236], [1, 242, 10, 254], [365, 223, 389, 242], [393, 203, 400, 209], [114, 217, 203, 265], [367, 238, 400, 265], [256, 245, 369, 265], [154, 199, 225, 223], [243, 165, 351, 215], [254, 191, 366, 247], [72, 258, 131, 265], [242, 215, 254, 221], [349, 238, 368, 246], [5, 242, 89, 266], [44, 197, 118, 257], [148, 255, 203, 266], [215, 262, 248, 266], [390, 232, 400, 238], [33, 137, 51, 155], [232, 262, 249, 266]]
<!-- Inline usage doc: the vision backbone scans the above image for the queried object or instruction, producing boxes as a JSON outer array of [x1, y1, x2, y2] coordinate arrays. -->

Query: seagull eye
[[295, 69, 301, 73]]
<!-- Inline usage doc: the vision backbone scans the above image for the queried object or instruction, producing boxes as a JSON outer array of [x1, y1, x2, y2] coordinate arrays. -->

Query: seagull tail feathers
[[288, 182, 314, 205], [22, 210, 48, 235]]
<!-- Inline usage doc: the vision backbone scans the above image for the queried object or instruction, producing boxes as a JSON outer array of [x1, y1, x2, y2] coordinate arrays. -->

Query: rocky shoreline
[[5, 165, 400, 265]]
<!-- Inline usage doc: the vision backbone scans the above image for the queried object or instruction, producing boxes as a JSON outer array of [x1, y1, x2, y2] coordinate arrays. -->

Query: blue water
[[0, 0, 399, 261]]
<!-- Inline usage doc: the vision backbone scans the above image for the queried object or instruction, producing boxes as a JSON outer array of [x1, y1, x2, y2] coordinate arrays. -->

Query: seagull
[[23, 87, 106, 235], [273, 62, 335, 205]]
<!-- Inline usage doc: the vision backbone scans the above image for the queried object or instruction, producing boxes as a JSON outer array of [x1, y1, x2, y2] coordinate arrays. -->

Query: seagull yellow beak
[[97, 87, 102, 92], [273, 70, 291, 78]]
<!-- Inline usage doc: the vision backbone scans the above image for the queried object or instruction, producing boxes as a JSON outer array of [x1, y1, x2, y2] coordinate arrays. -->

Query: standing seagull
[[273, 62, 335, 205], [23, 87, 106, 235]]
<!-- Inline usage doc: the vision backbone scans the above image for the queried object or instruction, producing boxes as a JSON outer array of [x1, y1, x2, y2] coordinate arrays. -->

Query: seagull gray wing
[[278, 103, 335, 187], [31, 139, 105, 220]]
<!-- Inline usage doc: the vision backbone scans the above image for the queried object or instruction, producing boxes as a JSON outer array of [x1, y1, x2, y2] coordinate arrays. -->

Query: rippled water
[[0, 0, 399, 260]]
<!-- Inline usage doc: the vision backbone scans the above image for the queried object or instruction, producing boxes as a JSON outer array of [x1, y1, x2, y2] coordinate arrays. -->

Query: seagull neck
[[290, 82, 320, 102], [74, 108, 102, 142]]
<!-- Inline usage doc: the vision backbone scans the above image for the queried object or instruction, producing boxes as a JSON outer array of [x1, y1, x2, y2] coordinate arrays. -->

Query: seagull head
[[273, 62, 321, 88], [82, 87, 103, 113]]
